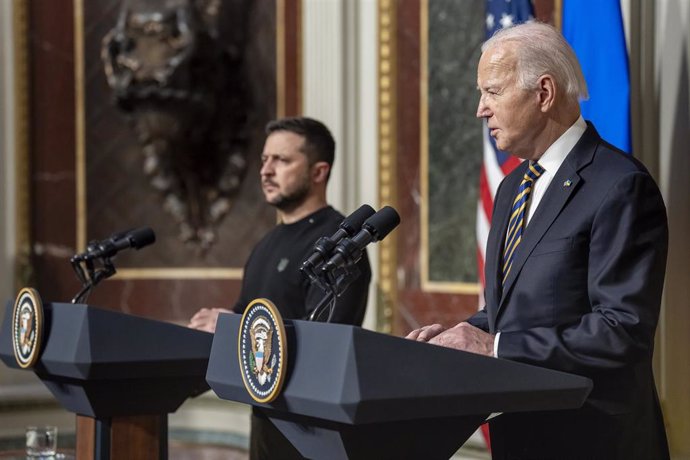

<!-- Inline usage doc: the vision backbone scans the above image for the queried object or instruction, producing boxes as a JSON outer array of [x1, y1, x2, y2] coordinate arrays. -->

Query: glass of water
[[26, 425, 58, 457]]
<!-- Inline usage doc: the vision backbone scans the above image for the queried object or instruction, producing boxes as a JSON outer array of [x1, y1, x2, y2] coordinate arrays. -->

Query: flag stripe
[[479, 165, 494, 221], [477, 1, 534, 302], [476, 0, 535, 451]]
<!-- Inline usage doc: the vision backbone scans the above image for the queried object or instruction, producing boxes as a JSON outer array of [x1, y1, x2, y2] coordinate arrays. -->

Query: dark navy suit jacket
[[467, 124, 669, 459]]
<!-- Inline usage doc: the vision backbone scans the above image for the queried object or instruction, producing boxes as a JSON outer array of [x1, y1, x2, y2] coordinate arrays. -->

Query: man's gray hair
[[483, 22, 589, 103]]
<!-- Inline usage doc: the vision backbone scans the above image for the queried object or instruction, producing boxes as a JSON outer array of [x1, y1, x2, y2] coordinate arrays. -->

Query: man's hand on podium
[[406, 322, 495, 357], [406, 323, 446, 342], [188, 307, 232, 333]]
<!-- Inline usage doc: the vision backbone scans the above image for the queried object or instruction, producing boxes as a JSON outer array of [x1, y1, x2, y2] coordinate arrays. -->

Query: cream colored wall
[[0, 0, 31, 388], [656, 1, 690, 457], [0, 0, 16, 311], [302, 0, 380, 331]]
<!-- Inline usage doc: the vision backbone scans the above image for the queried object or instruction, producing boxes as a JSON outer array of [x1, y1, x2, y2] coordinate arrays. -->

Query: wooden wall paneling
[[29, 0, 79, 304], [278, 0, 302, 117]]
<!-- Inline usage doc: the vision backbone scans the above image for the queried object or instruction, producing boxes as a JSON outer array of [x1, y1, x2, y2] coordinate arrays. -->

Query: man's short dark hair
[[265, 117, 336, 173]]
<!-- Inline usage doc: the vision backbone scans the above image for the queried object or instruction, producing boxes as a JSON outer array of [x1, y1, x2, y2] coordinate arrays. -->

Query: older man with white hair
[[409, 22, 669, 459]]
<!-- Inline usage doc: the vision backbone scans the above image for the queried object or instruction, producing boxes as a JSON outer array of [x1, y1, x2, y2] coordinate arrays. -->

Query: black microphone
[[76, 227, 156, 261], [301, 204, 376, 271], [322, 206, 400, 272]]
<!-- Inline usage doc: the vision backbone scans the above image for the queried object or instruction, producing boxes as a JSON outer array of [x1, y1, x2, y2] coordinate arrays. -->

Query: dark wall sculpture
[[101, 0, 254, 249], [81, 0, 276, 270]]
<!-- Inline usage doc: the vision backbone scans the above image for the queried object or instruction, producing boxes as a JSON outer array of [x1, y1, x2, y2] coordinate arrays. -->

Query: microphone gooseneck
[[321, 206, 401, 273], [70, 227, 156, 304], [300, 204, 375, 273], [300, 205, 375, 291], [302, 205, 400, 323]]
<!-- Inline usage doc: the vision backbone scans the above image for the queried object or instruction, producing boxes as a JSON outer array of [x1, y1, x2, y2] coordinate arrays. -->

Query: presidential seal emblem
[[12, 287, 44, 369], [238, 298, 287, 403]]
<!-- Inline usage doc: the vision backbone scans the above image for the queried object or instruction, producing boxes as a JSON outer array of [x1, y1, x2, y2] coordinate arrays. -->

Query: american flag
[[477, 0, 534, 302], [475, 2, 535, 450]]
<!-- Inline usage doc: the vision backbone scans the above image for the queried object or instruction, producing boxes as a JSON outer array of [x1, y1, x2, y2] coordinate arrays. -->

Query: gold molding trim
[[276, 0, 286, 117], [377, 0, 397, 333], [419, 0, 430, 288], [74, 0, 87, 254], [419, 0, 480, 295], [294, 0, 302, 116], [554, 0, 562, 30], [114, 268, 243, 280], [13, 0, 32, 290], [422, 280, 480, 295]]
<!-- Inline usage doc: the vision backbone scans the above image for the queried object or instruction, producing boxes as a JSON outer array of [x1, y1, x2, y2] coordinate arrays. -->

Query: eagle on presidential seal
[[249, 316, 276, 385], [18, 305, 36, 357]]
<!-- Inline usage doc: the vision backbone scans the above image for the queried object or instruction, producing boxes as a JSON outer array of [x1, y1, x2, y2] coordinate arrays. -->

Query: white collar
[[536, 115, 587, 174]]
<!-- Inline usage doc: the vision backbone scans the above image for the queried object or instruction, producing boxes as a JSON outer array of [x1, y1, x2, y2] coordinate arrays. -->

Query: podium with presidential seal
[[0, 288, 213, 460], [208, 298, 594, 460]]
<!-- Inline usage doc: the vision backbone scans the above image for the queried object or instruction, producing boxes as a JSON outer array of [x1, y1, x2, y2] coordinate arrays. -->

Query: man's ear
[[311, 161, 330, 184], [537, 74, 556, 112]]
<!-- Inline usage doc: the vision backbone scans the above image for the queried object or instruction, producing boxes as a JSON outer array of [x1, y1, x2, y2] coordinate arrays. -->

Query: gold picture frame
[[72, 0, 294, 280]]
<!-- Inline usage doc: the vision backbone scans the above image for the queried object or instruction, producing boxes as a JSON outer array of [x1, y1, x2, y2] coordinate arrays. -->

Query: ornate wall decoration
[[422, 0, 483, 293], [101, 0, 253, 249]]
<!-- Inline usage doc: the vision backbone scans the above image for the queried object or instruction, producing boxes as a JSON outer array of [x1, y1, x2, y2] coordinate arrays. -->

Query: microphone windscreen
[[364, 206, 400, 241], [128, 227, 156, 249], [341, 204, 376, 235]]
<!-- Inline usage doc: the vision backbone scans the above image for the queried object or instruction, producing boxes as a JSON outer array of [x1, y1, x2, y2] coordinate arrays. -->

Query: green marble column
[[427, 0, 485, 284]]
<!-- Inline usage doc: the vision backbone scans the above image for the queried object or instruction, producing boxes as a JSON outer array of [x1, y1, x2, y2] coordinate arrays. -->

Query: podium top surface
[[0, 302, 213, 380], [207, 314, 592, 425]]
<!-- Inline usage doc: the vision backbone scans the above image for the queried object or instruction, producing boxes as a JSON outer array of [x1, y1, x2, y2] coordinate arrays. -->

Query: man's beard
[[269, 181, 311, 213]]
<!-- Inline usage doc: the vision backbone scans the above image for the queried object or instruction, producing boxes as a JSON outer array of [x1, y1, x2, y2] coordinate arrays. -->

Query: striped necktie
[[503, 161, 545, 283]]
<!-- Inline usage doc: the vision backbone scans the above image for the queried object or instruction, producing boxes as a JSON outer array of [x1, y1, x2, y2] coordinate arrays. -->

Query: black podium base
[[265, 409, 487, 460]]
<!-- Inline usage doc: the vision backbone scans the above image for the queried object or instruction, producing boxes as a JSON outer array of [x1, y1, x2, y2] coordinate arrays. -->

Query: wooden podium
[[0, 302, 212, 460]]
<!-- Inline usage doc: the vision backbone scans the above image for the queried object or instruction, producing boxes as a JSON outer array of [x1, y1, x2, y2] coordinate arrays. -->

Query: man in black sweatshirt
[[189, 116, 371, 459]]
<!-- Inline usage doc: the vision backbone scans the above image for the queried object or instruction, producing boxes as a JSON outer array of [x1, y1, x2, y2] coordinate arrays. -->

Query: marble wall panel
[[427, 0, 484, 283], [393, 0, 480, 335]]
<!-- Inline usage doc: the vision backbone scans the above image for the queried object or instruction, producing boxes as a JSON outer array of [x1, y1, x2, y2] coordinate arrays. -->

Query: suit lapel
[[499, 162, 580, 302], [497, 124, 600, 314]]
